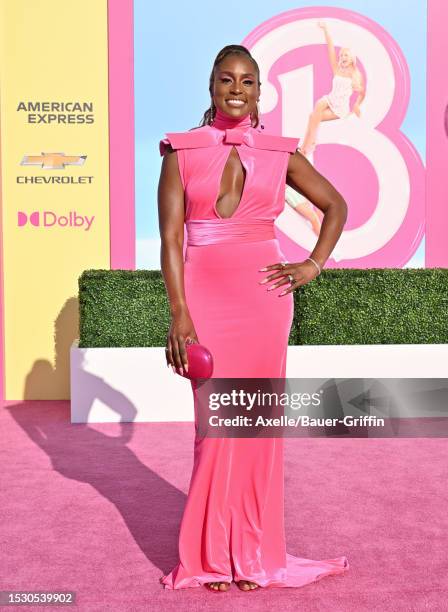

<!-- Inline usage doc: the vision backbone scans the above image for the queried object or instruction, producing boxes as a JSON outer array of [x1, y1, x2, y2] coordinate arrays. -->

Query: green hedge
[[294, 267, 448, 344], [78, 268, 448, 348]]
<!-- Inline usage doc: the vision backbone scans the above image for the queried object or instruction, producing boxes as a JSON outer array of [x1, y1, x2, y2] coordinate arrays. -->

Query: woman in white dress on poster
[[299, 21, 365, 157]]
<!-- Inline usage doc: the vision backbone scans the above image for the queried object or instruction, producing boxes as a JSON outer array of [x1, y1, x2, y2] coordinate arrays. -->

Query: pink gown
[[159, 108, 349, 589]]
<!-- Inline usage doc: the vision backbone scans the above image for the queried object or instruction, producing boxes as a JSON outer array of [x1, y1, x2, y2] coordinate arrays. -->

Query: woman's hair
[[352, 67, 363, 91], [338, 48, 364, 91], [199, 45, 262, 128], [339, 47, 357, 68]]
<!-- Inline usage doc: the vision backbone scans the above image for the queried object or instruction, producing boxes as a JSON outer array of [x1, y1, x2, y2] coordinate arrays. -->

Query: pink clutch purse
[[176, 341, 214, 380]]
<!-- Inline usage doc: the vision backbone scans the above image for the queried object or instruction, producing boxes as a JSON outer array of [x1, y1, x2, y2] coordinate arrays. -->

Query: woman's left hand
[[352, 103, 361, 117], [259, 260, 320, 296]]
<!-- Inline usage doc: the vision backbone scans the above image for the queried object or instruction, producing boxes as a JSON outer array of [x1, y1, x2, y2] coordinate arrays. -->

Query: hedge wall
[[78, 268, 448, 348]]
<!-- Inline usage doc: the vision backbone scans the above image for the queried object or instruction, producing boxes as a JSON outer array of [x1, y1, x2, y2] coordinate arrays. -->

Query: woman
[[300, 21, 365, 156], [158, 44, 349, 592]]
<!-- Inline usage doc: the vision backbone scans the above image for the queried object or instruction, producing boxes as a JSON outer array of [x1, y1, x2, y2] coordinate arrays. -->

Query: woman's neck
[[211, 107, 252, 130]]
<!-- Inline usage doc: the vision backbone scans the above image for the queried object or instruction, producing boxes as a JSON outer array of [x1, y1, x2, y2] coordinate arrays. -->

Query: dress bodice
[[325, 74, 353, 119], [330, 74, 353, 96], [160, 112, 299, 222]]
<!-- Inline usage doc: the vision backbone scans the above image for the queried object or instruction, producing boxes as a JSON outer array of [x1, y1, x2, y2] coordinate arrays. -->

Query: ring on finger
[[288, 274, 294, 284]]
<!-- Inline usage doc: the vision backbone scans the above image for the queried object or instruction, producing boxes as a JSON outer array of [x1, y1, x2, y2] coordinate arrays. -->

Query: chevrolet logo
[[20, 152, 87, 170]]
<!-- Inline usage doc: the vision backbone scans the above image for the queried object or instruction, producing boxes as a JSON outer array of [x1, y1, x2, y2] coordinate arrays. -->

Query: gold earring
[[257, 101, 264, 130]]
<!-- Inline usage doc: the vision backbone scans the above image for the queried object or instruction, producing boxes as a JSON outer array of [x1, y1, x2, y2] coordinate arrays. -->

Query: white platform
[[70, 340, 448, 423]]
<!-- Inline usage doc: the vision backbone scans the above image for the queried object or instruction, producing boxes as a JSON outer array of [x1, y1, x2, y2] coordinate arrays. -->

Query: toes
[[206, 581, 229, 591], [237, 580, 250, 590], [236, 580, 259, 591]]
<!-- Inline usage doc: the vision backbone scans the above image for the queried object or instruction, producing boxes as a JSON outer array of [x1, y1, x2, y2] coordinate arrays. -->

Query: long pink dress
[[159, 108, 349, 589]]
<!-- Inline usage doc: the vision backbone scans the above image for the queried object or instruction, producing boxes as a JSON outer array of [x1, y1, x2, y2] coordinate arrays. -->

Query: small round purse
[[175, 341, 214, 380]]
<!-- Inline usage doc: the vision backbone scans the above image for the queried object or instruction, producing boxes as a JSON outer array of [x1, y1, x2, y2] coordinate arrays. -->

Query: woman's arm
[[259, 152, 347, 294], [318, 21, 338, 74], [158, 147, 198, 373], [352, 70, 365, 116], [286, 151, 347, 270]]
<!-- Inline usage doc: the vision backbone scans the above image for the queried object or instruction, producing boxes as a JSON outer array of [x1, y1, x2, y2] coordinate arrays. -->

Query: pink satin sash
[[186, 218, 275, 246]]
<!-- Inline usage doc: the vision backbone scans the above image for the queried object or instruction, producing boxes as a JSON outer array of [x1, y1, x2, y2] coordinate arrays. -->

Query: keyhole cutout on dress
[[214, 146, 247, 219]]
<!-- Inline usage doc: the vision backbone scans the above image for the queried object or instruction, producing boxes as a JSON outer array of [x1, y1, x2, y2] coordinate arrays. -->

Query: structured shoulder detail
[[247, 131, 300, 153], [159, 127, 217, 156], [159, 125, 300, 155]]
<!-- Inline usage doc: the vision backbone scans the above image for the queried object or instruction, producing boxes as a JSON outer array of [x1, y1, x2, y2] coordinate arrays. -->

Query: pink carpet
[[1, 400, 447, 611]]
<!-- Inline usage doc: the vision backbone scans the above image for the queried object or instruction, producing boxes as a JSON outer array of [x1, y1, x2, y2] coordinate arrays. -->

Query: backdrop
[[136, 0, 427, 270], [1, 0, 447, 401]]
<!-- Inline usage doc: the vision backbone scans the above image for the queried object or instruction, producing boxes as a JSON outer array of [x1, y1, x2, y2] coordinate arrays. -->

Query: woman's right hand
[[166, 310, 199, 374], [317, 21, 327, 29]]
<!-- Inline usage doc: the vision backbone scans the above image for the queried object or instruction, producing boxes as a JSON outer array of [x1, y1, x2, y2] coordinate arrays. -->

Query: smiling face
[[338, 48, 354, 69], [211, 53, 260, 120]]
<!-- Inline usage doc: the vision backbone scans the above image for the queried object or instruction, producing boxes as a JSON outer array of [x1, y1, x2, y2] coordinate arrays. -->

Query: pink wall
[[426, 0, 448, 266], [0, 1, 135, 401], [0, 108, 4, 402], [108, 0, 135, 269]]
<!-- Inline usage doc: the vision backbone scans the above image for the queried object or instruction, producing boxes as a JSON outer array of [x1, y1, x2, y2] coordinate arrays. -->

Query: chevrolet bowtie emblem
[[20, 152, 87, 169]]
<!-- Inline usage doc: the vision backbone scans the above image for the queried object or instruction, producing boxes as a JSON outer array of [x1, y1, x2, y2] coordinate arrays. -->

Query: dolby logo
[[18, 210, 95, 231]]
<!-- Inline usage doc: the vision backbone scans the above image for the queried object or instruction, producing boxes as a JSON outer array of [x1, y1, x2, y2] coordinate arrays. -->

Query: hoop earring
[[250, 101, 258, 128], [256, 101, 265, 130]]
